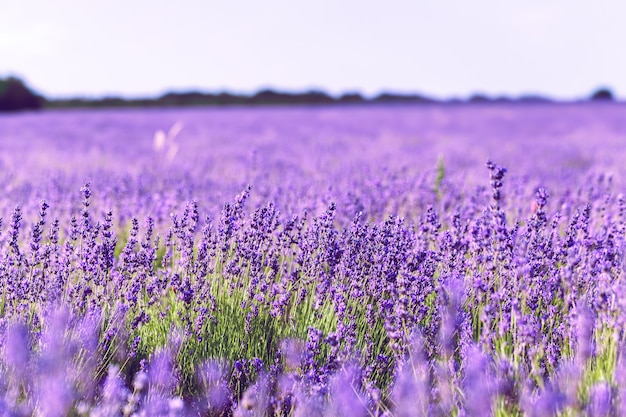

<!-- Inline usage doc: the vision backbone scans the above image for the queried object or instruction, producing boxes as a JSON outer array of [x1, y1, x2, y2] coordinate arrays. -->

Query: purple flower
[[3, 321, 30, 379], [390, 333, 430, 417], [462, 345, 497, 417], [327, 363, 368, 417], [90, 365, 130, 417], [234, 373, 269, 417], [587, 382, 612, 417], [197, 360, 232, 414], [36, 373, 73, 417]]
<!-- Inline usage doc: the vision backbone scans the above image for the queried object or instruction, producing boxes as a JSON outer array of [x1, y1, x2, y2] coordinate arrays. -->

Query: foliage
[[0, 76, 43, 111]]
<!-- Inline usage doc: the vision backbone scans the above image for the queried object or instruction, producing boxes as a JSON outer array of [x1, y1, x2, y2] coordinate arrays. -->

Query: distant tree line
[[44, 89, 441, 109], [0, 76, 618, 112]]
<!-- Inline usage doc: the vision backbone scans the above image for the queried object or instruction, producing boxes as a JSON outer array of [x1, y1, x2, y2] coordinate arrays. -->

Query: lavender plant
[[0, 103, 624, 416]]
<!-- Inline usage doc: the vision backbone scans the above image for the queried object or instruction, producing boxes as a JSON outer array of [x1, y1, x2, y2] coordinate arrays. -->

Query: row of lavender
[[0, 156, 622, 416]]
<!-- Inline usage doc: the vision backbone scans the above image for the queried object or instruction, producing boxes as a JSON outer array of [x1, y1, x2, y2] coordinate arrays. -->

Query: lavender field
[[1, 102, 626, 416]]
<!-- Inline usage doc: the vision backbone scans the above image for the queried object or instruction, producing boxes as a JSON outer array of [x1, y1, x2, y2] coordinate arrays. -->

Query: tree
[[0, 77, 44, 111], [589, 88, 614, 101]]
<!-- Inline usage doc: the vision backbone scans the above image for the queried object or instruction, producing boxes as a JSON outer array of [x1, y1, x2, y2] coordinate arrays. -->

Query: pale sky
[[1, 0, 625, 99]]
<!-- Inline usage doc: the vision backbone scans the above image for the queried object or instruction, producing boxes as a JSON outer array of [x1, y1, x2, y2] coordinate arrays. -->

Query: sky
[[1, 0, 625, 100]]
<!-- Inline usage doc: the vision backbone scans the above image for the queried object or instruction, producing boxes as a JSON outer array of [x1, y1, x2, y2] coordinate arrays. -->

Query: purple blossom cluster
[[0, 103, 625, 415]]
